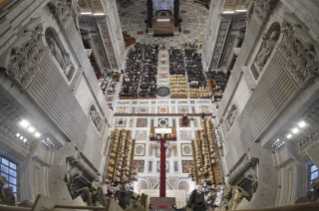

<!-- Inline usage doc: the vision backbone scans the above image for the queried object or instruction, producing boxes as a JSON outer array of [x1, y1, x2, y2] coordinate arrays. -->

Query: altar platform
[[141, 189, 186, 209]]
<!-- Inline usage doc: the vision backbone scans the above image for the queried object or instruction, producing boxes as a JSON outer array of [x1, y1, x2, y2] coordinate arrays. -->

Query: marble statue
[[0, 176, 8, 200], [71, 0, 81, 32], [255, 31, 278, 69], [47, 37, 67, 70], [244, 168, 258, 193], [295, 178, 319, 204], [49, 0, 73, 28], [0, 187, 16, 206], [90, 106, 102, 131]]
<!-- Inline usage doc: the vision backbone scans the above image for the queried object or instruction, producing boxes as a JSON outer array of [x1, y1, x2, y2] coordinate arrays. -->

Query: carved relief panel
[[5, 23, 47, 89], [278, 13, 319, 87]]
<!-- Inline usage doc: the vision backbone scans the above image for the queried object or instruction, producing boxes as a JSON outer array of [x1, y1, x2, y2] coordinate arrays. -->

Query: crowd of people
[[119, 43, 159, 98], [206, 70, 228, 94], [169, 48, 185, 75], [168, 43, 209, 98]]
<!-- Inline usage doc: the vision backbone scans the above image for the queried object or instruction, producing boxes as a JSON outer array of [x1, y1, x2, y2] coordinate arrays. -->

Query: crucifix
[[150, 127, 177, 197]]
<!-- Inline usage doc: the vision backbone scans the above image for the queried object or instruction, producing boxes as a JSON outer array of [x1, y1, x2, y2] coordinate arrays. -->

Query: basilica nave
[[0, 0, 319, 211]]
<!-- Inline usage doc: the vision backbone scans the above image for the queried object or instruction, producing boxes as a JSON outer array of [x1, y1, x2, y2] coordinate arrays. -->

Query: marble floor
[[118, 0, 209, 47], [105, 2, 221, 206], [110, 98, 217, 207]]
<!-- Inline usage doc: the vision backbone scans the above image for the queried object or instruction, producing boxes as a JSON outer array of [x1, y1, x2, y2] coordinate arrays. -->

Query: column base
[[173, 27, 180, 36], [148, 27, 154, 37]]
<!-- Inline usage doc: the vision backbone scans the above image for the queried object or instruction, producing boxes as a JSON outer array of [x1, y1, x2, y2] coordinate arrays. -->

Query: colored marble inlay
[[135, 130, 147, 140], [136, 118, 148, 127]]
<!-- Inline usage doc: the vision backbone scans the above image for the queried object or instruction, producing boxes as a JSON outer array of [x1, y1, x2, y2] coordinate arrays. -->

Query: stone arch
[[155, 10, 173, 16], [254, 22, 280, 71]]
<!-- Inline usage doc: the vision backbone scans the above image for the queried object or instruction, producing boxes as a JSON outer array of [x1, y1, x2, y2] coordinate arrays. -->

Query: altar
[[146, 0, 181, 36], [153, 16, 175, 36]]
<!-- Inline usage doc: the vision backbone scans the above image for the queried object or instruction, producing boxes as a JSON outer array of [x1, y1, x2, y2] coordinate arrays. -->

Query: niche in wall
[[252, 23, 280, 79], [45, 27, 76, 81]]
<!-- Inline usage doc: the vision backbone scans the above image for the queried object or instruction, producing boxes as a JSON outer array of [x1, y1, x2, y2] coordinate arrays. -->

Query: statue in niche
[[244, 168, 258, 193], [90, 105, 102, 131], [47, 37, 67, 70], [63, 53, 72, 67], [255, 31, 278, 69], [225, 105, 237, 131], [71, 0, 81, 32]]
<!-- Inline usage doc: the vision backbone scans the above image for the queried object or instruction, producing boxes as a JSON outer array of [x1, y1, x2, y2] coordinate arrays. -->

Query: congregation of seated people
[[120, 42, 159, 98], [185, 48, 207, 88], [206, 70, 228, 93]]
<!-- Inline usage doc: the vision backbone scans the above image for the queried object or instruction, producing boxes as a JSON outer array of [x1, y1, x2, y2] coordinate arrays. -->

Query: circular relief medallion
[[157, 87, 170, 97]]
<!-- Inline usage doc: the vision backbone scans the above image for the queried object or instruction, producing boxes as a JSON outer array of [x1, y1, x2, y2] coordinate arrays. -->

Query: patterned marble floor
[[118, 0, 209, 47]]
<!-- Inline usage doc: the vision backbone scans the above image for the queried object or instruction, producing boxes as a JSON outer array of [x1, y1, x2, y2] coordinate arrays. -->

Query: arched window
[[45, 28, 75, 81]]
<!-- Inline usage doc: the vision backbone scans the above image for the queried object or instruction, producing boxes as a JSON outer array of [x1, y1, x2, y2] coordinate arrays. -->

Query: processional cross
[[150, 127, 176, 197]]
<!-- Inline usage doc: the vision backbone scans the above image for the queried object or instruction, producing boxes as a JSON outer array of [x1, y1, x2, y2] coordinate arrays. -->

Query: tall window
[[0, 156, 18, 198], [309, 164, 318, 190]]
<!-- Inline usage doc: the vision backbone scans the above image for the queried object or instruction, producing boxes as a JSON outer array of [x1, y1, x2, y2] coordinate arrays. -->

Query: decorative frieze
[[92, 36, 109, 69], [210, 21, 230, 69], [98, 23, 118, 69], [5, 23, 47, 89], [221, 35, 236, 67]]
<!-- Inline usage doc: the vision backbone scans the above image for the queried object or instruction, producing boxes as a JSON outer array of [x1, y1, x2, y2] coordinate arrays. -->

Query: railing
[[1, 195, 318, 211], [236, 201, 319, 211], [0, 195, 124, 211]]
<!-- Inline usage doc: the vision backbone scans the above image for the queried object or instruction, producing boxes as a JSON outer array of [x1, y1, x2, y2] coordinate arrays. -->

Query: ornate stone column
[[83, 35, 105, 73], [173, 0, 180, 35], [147, 0, 153, 36]]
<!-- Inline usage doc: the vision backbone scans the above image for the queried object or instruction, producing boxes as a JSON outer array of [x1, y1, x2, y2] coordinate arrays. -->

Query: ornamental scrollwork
[[5, 24, 47, 89], [244, 0, 278, 25], [49, 0, 73, 28]]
